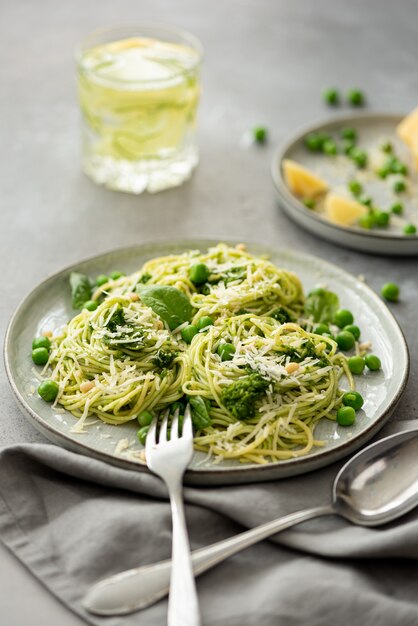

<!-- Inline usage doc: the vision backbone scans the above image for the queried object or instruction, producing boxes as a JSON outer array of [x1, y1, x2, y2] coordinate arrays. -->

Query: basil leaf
[[103, 306, 145, 351], [188, 395, 212, 430], [304, 288, 339, 323], [70, 272, 92, 310], [137, 285, 192, 330]]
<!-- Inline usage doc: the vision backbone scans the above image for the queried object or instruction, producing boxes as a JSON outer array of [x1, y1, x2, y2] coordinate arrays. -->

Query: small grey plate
[[272, 112, 418, 255], [4, 240, 409, 484]]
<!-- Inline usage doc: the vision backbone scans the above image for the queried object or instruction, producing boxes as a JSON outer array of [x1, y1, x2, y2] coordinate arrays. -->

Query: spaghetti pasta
[[40, 244, 356, 463]]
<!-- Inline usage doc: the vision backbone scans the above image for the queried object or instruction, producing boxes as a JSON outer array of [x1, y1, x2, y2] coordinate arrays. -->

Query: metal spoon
[[83, 428, 418, 616]]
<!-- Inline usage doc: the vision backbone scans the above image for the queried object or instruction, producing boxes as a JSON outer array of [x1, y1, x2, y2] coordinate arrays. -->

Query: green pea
[[342, 390, 364, 411], [381, 141, 393, 153], [309, 287, 327, 297], [358, 213, 375, 229], [189, 263, 210, 285], [96, 274, 109, 287], [217, 343, 236, 361], [323, 140, 337, 155], [343, 140, 356, 155], [84, 300, 98, 311], [348, 356, 365, 375], [376, 167, 390, 179], [38, 380, 59, 402], [253, 126, 267, 143], [350, 148, 368, 168], [32, 347, 49, 365], [336, 331, 356, 351], [334, 309, 354, 328], [365, 354, 381, 371], [32, 336, 51, 350], [392, 161, 408, 175], [110, 271, 125, 280], [137, 426, 149, 445], [343, 324, 360, 340], [181, 324, 198, 344], [137, 410, 153, 427], [341, 127, 357, 141], [347, 89, 365, 106], [314, 323, 331, 335], [305, 133, 323, 151], [348, 180, 363, 196], [337, 406, 356, 426], [393, 179, 406, 193], [374, 211, 390, 227], [359, 195, 372, 207], [381, 282, 399, 302], [303, 198, 316, 209], [323, 88, 339, 105], [391, 203, 403, 215], [404, 224, 417, 235], [197, 316, 214, 331], [322, 332, 335, 340]]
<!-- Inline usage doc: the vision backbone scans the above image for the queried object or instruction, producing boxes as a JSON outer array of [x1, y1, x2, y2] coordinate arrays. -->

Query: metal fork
[[146, 405, 201, 626]]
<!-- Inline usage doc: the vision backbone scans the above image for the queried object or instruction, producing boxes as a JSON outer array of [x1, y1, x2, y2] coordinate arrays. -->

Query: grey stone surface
[[1, 0, 417, 623]]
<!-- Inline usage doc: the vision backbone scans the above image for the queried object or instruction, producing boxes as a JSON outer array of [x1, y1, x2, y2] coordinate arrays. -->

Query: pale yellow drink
[[76, 28, 202, 193]]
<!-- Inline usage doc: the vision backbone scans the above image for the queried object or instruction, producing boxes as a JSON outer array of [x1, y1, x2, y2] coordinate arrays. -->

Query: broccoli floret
[[221, 372, 270, 420], [137, 273, 152, 284], [152, 349, 177, 369], [269, 306, 294, 324]]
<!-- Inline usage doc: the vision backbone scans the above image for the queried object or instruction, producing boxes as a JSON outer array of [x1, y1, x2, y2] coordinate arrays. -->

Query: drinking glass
[[76, 25, 203, 194]]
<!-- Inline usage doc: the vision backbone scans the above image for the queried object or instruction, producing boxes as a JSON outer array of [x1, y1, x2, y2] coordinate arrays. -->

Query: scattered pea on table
[[323, 88, 339, 105], [253, 126, 267, 143], [381, 282, 400, 302], [347, 89, 365, 106]]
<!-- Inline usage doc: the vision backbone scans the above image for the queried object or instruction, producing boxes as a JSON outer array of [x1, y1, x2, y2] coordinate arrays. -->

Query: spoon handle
[[83, 504, 334, 616]]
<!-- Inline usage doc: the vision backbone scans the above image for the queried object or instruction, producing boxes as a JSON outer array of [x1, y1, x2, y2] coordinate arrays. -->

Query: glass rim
[[74, 23, 203, 85]]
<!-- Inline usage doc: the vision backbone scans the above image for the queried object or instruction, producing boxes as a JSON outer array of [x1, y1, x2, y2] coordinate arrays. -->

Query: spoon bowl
[[333, 428, 418, 526]]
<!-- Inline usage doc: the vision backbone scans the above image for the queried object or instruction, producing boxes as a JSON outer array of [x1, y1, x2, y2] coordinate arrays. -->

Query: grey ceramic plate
[[272, 113, 418, 255], [4, 240, 409, 484]]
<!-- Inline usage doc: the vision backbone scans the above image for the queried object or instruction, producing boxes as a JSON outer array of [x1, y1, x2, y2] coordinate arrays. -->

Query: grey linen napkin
[[1, 421, 418, 626]]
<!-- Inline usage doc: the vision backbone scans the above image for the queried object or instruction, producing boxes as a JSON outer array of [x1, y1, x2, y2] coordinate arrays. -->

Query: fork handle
[[168, 483, 201, 626]]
